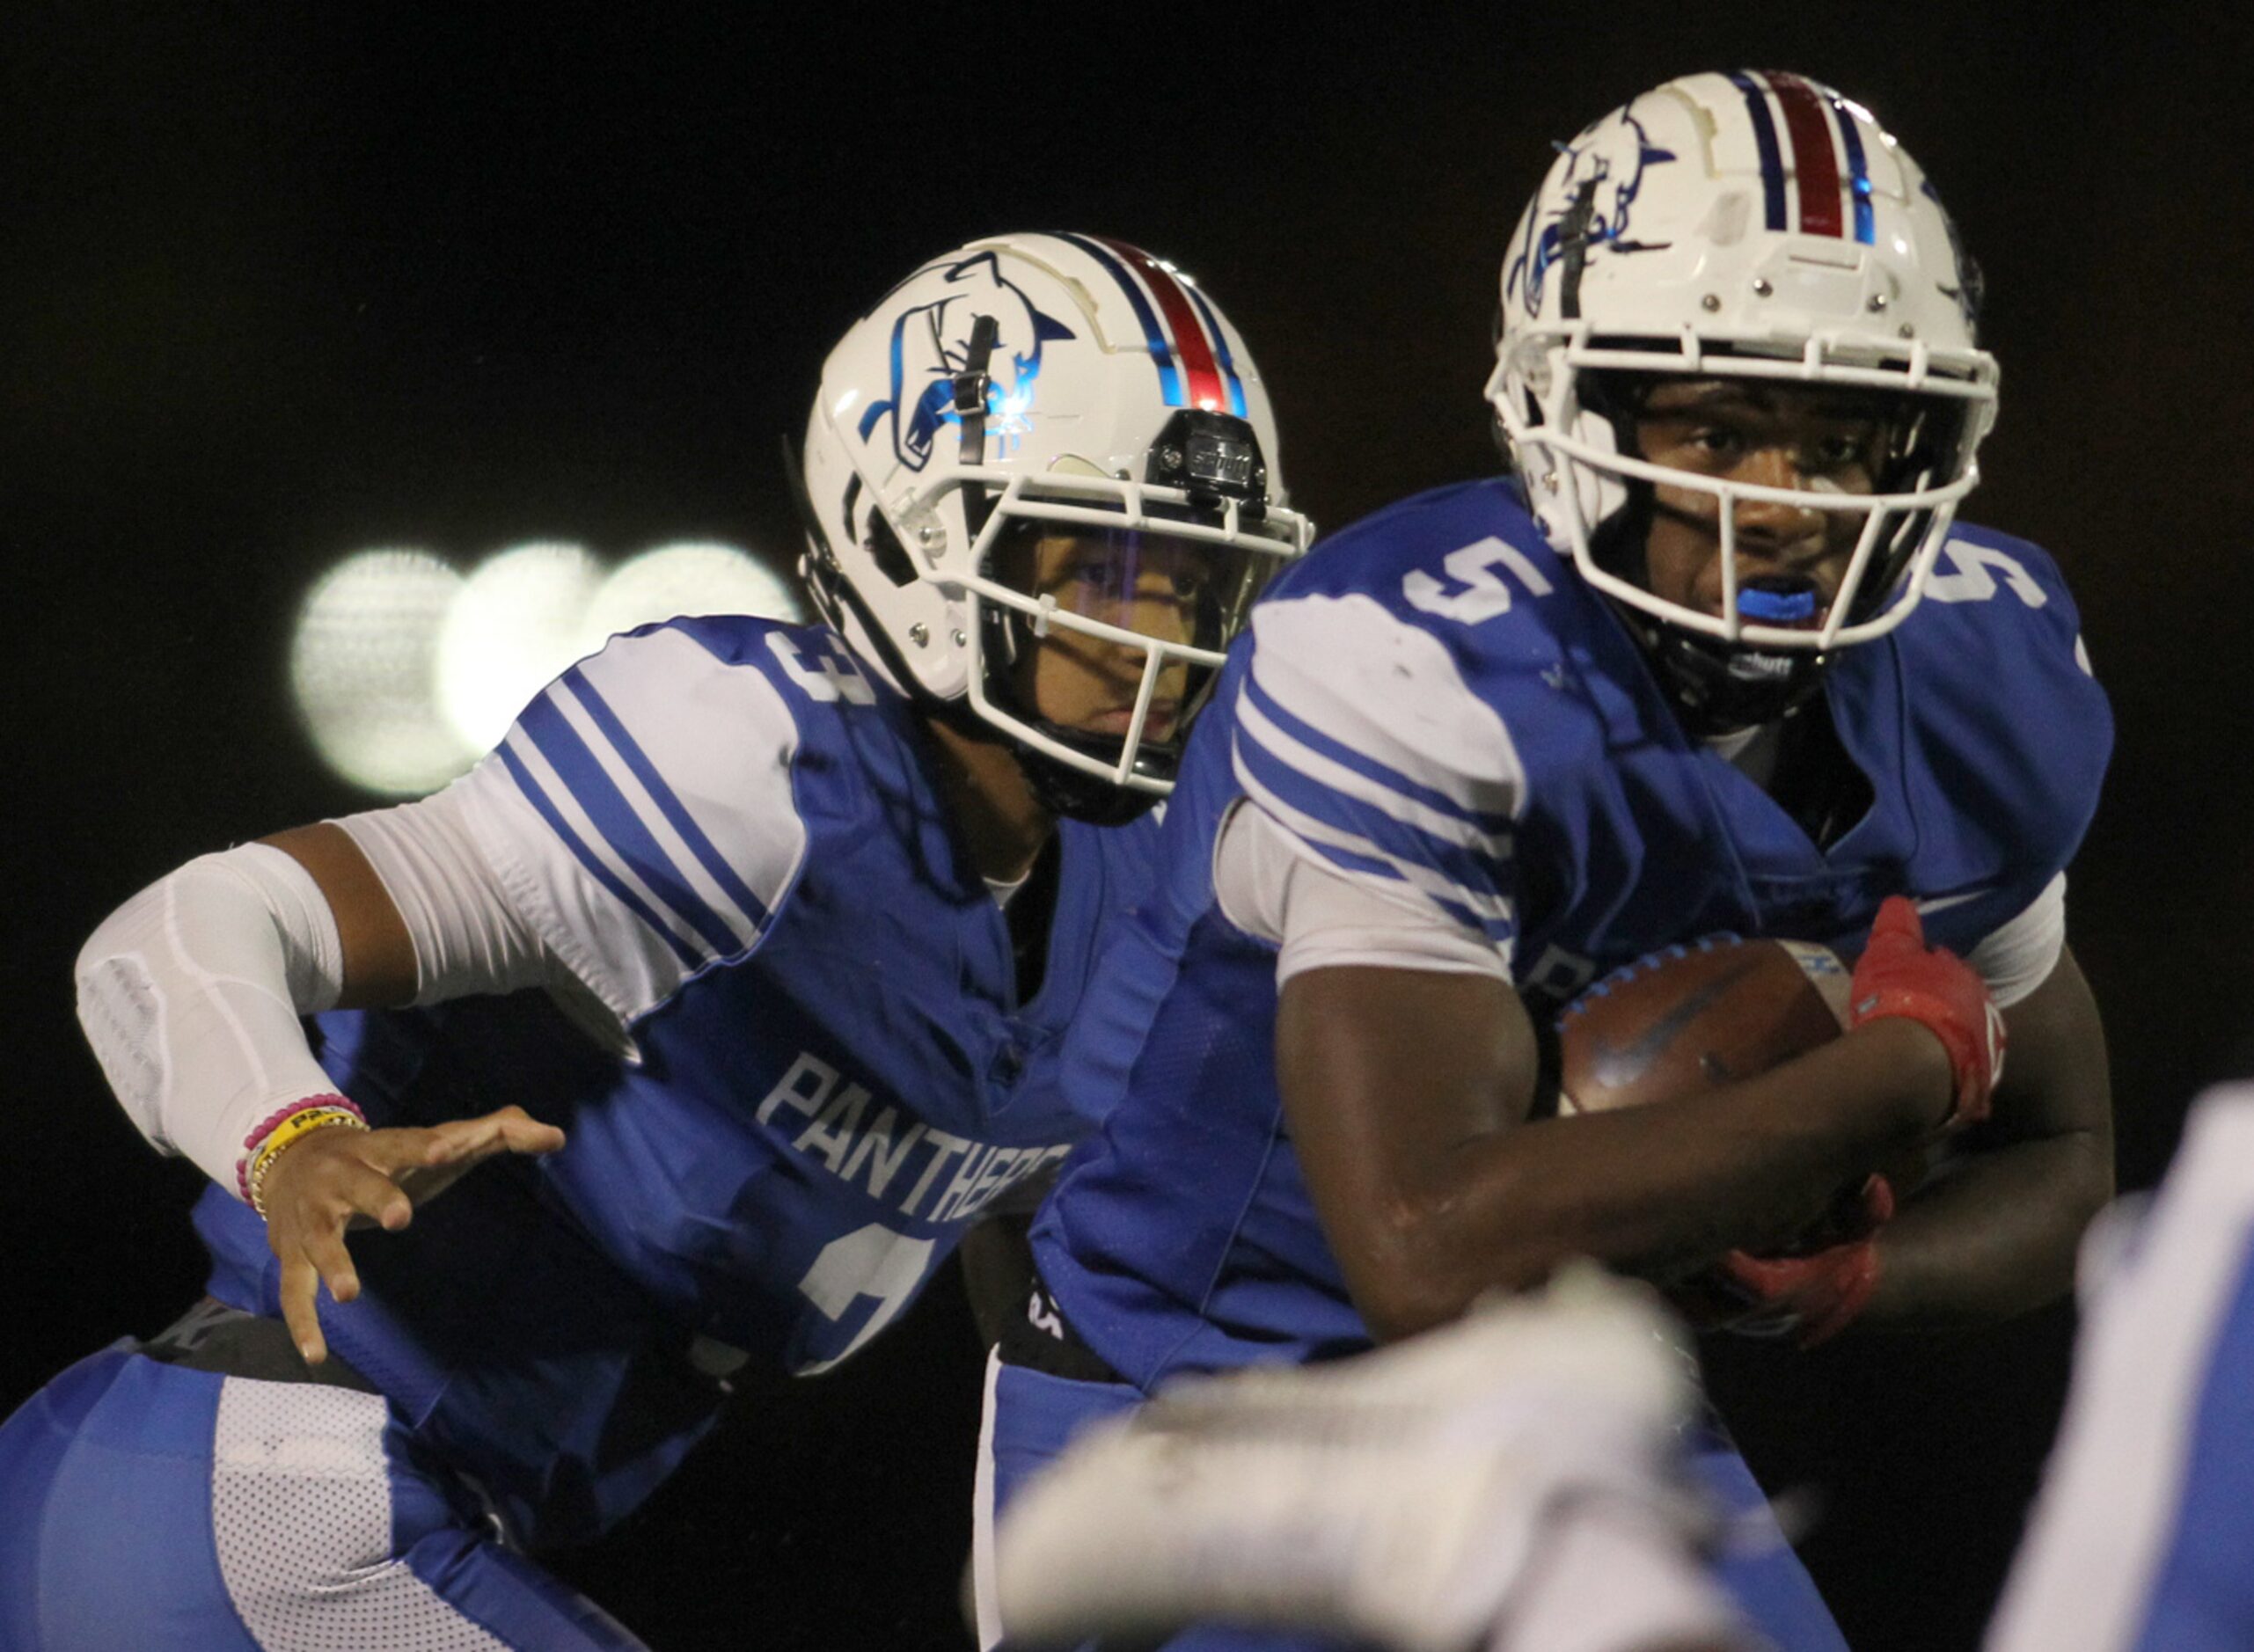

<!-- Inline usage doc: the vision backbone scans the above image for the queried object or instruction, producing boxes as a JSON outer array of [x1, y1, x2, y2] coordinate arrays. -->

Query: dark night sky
[[9, 6, 2254, 1648]]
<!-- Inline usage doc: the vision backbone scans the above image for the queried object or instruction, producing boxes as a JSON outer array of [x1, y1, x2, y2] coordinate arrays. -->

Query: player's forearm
[[1862, 945, 2114, 1328], [1466, 1022, 1942, 1264], [1320, 1019, 1954, 1341], [1862, 1129, 2113, 1327], [75, 844, 356, 1195]]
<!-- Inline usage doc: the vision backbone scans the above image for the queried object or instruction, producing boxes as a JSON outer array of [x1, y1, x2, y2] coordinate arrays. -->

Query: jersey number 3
[[794, 1221, 934, 1373]]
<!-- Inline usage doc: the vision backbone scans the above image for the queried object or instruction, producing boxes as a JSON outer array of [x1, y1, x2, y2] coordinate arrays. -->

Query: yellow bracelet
[[243, 1102, 370, 1218]]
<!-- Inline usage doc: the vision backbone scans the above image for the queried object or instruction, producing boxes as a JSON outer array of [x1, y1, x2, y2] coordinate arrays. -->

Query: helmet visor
[[980, 512, 1282, 753]]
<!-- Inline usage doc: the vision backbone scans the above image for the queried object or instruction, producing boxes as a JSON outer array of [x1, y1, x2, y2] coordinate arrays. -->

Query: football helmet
[[797, 233, 1311, 820], [1489, 72, 1999, 729]]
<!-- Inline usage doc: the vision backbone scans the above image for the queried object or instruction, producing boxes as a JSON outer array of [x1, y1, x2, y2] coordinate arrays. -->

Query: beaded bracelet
[[238, 1095, 369, 1217]]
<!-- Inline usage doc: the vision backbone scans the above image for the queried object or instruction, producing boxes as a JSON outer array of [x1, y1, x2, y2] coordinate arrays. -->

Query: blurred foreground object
[[991, 1265, 1753, 1652]]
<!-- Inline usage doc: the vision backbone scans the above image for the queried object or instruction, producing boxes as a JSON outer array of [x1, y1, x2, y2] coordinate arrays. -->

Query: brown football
[[1557, 936, 1928, 1282], [1557, 936, 1852, 1116]]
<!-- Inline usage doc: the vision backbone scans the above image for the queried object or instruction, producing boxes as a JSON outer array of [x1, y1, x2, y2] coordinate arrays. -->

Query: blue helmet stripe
[[1830, 96, 1876, 245], [1051, 230, 1185, 407], [1727, 71, 1789, 232], [1183, 282, 1250, 419]]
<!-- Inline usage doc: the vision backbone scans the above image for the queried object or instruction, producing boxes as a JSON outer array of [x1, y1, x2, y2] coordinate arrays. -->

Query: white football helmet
[[796, 233, 1311, 820], [1489, 72, 1999, 726]]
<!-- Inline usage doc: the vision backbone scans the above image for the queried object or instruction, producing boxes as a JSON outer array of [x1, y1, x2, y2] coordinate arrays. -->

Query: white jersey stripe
[[550, 678, 763, 951], [1247, 594, 1526, 825], [500, 726, 713, 969], [1236, 687, 1517, 864], [1235, 749, 1517, 932]]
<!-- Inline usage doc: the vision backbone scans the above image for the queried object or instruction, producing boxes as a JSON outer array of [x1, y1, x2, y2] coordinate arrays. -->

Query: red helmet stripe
[[1763, 72, 1845, 238], [1093, 236, 1229, 412]]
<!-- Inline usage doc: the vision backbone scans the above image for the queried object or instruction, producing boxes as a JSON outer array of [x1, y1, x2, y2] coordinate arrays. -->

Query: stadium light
[[435, 541, 604, 753], [289, 549, 475, 796], [582, 541, 807, 648]]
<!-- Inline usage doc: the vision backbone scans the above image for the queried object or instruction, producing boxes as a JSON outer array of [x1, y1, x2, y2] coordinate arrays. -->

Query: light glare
[[289, 550, 474, 795], [436, 542, 604, 752], [582, 542, 805, 647]]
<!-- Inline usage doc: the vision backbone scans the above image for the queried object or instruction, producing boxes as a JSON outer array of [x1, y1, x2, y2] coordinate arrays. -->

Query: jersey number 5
[[1402, 537, 1556, 625]]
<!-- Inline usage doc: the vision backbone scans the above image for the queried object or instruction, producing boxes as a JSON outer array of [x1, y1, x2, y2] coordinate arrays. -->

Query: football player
[[0, 234, 1308, 1648], [974, 75, 2111, 1652]]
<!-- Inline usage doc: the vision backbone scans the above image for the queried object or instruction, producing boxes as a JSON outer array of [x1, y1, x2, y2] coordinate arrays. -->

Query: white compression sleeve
[[1965, 873, 2067, 1011], [336, 786, 625, 1055], [76, 844, 351, 1198], [333, 786, 551, 1008]]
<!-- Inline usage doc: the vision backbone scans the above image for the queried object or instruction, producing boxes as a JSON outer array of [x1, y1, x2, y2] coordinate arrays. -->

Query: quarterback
[[0, 234, 1308, 1648], [976, 75, 2112, 1652]]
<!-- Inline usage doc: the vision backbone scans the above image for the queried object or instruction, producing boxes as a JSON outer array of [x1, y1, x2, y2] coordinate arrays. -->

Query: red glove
[[1668, 1174, 1893, 1343], [1714, 1239, 1883, 1349], [1849, 895, 2006, 1131]]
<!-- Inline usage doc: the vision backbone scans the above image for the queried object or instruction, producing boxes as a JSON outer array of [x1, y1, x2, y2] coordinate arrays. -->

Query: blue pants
[[0, 1346, 648, 1651], [977, 1355, 1848, 1652]]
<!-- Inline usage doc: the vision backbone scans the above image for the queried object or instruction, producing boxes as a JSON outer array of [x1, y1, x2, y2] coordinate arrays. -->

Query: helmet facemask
[[798, 234, 1312, 820], [955, 423, 1303, 815], [1488, 71, 2002, 734], [1535, 360, 1981, 729]]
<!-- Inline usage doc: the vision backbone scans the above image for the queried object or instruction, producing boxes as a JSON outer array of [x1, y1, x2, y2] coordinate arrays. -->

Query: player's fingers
[[491, 1108, 567, 1155], [1870, 894, 1925, 948], [425, 1107, 567, 1163], [1860, 1173, 1897, 1228], [276, 1249, 330, 1366], [1716, 1250, 1799, 1297], [296, 1218, 364, 1308], [323, 1152, 416, 1231]]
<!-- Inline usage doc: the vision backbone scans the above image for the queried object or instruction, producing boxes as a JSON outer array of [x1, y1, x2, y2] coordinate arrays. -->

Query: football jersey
[[1032, 477, 2112, 1391], [191, 614, 1161, 1548]]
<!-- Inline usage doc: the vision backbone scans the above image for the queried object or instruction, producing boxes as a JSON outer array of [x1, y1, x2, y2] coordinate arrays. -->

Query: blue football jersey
[[191, 614, 1161, 1548], [1032, 478, 2112, 1391]]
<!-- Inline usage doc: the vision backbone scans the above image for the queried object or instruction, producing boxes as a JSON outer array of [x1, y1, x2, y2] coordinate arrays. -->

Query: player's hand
[[260, 1106, 566, 1365], [1712, 1237, 1883, 1349], [1704, 1173, 1894, 1349], [1665, 1173, 1892, 1342], [1849, 895, 2005, 1131]]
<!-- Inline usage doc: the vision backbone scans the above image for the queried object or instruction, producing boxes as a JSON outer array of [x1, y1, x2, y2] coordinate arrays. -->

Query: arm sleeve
[[76, 843, 356, 1196], [1225, 593, 1526, 967], [72, 622, 814, 1195], [72, 799, 564, 1197], [1965, 873, 2067, 1010]]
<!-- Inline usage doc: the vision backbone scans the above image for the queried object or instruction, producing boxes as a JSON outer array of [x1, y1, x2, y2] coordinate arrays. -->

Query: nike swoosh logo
[[1582, 957, 1762, 1092], [1914, 887, 1996, 917]]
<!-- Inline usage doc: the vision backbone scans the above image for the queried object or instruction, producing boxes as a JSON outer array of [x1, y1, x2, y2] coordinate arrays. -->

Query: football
[[1557, 936, 1852, 1116]]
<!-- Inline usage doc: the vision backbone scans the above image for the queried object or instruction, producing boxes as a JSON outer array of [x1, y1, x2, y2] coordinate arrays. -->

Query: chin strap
[[1641, 618, 1832, 737]]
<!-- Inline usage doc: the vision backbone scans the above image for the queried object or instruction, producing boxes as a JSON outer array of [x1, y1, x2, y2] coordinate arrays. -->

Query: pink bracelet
[[234, 1094, 365, 1203]]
